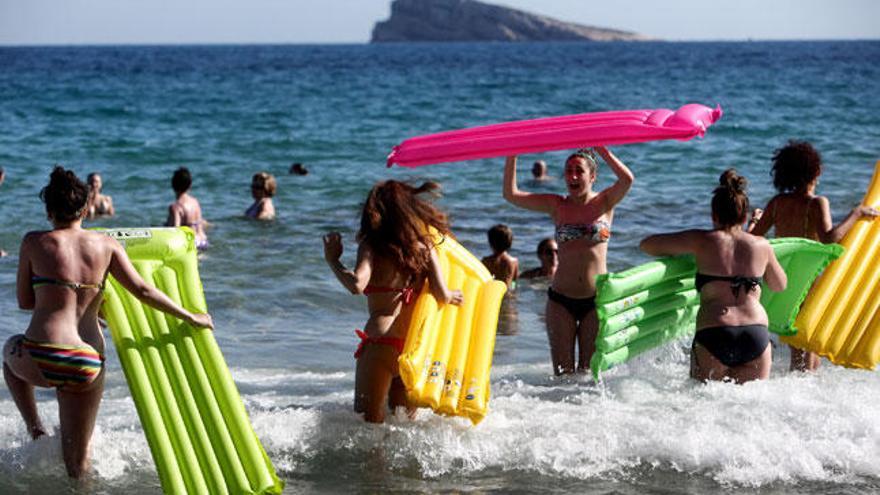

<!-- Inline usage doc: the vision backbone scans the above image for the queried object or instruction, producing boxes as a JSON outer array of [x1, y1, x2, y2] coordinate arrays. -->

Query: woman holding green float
[[640, 169, 786, 383], [3, 167, 213, 479], [503, 146, 634, 375]]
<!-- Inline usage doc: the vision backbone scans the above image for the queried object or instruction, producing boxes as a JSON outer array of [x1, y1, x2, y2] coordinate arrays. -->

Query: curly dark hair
[[771, 140, 822, 193], [358, 180, 450, 279], [40, 166, 90, 222], [712, 168, 749, 227], [487, 224, 513, 253]]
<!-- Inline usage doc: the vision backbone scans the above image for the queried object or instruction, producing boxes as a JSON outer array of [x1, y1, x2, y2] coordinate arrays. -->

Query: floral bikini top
[[555, 220, 612, 244]]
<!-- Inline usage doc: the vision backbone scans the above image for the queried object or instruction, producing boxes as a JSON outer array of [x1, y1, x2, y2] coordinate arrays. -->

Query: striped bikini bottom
[[18, 337, 105, 388]]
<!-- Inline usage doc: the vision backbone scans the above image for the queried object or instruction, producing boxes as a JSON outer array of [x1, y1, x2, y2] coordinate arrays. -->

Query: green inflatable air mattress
[[591, 237, 843, 378], [99, 227, 283, 495]]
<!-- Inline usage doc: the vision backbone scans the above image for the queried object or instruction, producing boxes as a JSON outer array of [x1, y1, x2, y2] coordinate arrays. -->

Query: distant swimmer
[[481, 224, 519, 290], [3, 167, 213, 478], [86, 172, 115, 219], [323, 180, 462, 423], [749, 140, 880, 372], [504, 147, 634, 375], [520, 238, 558, 280], [641, 169, 786, 384], [166, 167, 209, 250], [531, 160, 549, 181], [289, 162, 309, 175], [245, 172, 277, 221]]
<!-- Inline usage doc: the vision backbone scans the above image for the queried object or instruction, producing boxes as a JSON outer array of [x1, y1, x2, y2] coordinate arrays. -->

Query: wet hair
[[771, 140, 823, 193], [251, 172, 277, 197], [536, 237, 555, 256], [40, 166, 90, 222], [487, 224, 513, 253], [712, 168, 750, 227], [171, 167, 192, 194], [566, 148, 599, 177], [358, 180, 450, 279]]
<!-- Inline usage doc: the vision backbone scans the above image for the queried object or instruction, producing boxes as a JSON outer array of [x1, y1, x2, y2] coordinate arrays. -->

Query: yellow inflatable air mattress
[[99, 228, 283, 494], [786, 160, 880, 369], [398, 232, 507, 425]]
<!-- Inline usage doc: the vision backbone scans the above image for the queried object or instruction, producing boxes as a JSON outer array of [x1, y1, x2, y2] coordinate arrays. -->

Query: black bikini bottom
[[547, 288, 596, 322], [693, 324, 770, 367]]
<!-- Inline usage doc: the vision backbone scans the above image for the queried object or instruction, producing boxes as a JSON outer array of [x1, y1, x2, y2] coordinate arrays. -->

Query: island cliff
[[371, 0, 648, 42]]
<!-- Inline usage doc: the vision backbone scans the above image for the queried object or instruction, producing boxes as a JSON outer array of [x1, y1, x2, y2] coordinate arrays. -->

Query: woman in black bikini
[[641, 169, 787, 383], [503, 147, 634, 375], [323, 180, 462, 423]]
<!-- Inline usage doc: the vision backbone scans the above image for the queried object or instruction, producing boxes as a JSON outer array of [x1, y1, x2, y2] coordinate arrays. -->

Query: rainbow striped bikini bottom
[[21, 338, 104, 388]]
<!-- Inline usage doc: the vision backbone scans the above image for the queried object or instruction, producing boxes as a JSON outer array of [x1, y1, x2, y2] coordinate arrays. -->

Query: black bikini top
[[695, 272, 762, 297]]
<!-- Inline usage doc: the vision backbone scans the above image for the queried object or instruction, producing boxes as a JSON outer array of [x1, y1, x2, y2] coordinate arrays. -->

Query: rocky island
[[371, 0, 648, 42]]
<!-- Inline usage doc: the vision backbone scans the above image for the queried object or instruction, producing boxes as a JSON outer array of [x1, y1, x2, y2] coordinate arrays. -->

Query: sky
[[1, 0, 878, 46]]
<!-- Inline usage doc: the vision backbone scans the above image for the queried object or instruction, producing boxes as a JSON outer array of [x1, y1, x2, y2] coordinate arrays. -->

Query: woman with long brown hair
[[640, 169, 786, 383], [323, 180, 463, 423], [3, 167, 213, 478]]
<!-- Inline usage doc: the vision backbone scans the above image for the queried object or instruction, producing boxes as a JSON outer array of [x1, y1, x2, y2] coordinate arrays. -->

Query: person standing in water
[[503, 147, 634, 375], [323, 180, 463, 423], [481, 224, 519, 290], [641, 169, 786, 384], [245, 171, 277, 221], [166, 167, 209, 250], [86, 172, 115, 219], [520, 238, 559, 280], [3, 167, 213, 478], [748, 140, 880, 371]]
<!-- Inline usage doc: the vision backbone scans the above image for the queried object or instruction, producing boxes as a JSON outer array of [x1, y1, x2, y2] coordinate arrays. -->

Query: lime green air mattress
[[591, 237, 843, 378], [99, 228, 283, 495]]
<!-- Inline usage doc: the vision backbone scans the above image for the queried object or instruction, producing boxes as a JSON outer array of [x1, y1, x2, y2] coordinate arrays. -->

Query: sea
[[0, 41, 878, 494]]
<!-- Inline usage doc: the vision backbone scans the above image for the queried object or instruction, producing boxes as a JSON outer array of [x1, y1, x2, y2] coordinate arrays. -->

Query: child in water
[[323, 180, 463, 423], [245, 172, 277, 220], [520, 238, 558, 280], [749, 140, 880, 371], [166, 167, 209, 250], [481, 224, 519, 290]]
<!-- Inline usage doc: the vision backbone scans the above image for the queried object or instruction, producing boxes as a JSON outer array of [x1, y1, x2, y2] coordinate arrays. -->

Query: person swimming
[[3, 167, 213, 478], [503, 146, 634, 375], [245, 171, 277, 221], [640, 169, 787, 384], [520, 238, 558, 280], [323, 180, 462, 423], [166, 167, 209, 250]]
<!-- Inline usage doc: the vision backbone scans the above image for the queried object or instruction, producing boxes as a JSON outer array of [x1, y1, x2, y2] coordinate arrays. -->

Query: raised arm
[[763, 240, 787, 292], [503, 156, 559, 213], [323, 232, 372, 295], [815, 196, 880, 243], [427, 247, 463, 305], [640, 230, 701, 257], [594, 146, 634, 209], [108, 238, 213, 329]]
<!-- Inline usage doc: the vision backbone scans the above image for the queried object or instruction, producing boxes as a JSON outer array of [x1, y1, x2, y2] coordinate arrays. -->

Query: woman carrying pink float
[[503, 147, 634, 375]]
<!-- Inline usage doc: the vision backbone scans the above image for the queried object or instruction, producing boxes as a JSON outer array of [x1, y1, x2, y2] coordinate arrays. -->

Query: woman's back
[[22, 229, 110, 349], [693, 230, 771, 329], [766, 193, 818, 239]]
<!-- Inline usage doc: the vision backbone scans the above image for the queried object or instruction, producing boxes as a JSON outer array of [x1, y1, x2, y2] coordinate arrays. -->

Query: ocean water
[[0, 41, 879, 493]]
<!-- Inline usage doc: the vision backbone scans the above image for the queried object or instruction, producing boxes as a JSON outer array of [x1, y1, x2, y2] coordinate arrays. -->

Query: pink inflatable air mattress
[[387, 103, 722, 168]]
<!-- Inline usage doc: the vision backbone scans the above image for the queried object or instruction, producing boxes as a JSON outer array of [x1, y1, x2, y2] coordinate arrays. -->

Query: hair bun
[[719, 168, 747, 193]]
